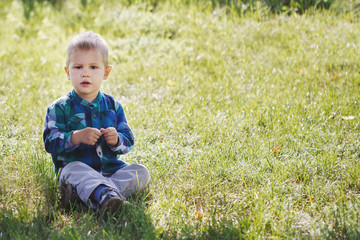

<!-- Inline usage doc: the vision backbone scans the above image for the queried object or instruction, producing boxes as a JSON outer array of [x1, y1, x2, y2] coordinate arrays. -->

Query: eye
[[90, 66, 98, 69], [74, 66, 82, 69]]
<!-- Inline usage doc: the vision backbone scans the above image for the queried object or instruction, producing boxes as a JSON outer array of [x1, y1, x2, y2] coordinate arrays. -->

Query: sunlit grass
[[0, 0, 359, 239]]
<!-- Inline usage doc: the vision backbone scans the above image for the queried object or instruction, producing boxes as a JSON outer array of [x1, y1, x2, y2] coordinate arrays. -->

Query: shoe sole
[[101, 197, 123, 214], [63, 184, 73, 209]]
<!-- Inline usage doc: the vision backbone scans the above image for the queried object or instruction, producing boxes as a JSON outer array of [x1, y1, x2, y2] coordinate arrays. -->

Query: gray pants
[[59, 161, 151, 207]]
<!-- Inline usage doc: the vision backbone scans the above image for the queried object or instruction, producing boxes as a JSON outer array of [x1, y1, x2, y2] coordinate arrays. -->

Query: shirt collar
[[71, 90, 102, 108]]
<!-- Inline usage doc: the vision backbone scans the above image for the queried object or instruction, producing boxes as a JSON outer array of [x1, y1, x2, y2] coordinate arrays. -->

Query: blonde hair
[[66, 31, 109, 67]]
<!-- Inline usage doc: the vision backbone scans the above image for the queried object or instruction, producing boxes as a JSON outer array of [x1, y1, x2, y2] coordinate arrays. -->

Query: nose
[[81, 72, 90, 77], [82, 70, 90, 78]]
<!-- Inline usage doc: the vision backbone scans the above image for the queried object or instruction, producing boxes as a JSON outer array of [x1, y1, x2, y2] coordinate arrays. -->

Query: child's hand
[[71, 127, 102, 146], [100, 127, 119, 146]]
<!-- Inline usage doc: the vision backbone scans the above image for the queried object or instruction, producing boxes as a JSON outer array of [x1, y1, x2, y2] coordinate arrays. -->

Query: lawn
[[0, 0, 359, 239]]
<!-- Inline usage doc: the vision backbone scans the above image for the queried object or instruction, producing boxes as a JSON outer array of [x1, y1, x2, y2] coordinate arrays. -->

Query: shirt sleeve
[[110, 102, 135, 155], [43, 103, 79, 154]]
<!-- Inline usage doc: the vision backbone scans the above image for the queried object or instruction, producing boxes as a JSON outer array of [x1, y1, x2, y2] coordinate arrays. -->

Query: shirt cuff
[[110, 135, 132, 154], [110, 136, 125, 150], [65, 131, 80, 152]]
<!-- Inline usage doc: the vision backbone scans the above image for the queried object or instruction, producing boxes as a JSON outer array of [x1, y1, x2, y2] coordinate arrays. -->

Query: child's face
[[65, 49, 112, 102]]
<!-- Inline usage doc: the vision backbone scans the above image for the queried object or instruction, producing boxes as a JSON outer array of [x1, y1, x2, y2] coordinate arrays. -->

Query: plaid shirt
[[43, 90, 134, 174]]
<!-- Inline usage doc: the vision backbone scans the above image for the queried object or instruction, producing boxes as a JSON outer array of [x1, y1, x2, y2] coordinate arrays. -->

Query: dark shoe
[[63, 184, 78, 209], [99, 189, 123, 214]]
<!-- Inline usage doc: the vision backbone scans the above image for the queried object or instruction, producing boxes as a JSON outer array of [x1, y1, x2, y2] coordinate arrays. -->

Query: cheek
[[71, 71, 81, 78]]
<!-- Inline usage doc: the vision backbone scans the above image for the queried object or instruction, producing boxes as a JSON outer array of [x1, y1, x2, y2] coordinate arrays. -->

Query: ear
[[103, 65, 112, 80], [64, 66, 70, 80]]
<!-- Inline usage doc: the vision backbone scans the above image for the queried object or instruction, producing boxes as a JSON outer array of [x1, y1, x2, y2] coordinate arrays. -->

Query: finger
[[103, 130, 114, 137], [101, 130, 109, 136], [108, 137, 117, 143], [91, 131, 102, 139], [108, 135, 118, 143], [90, 132, 98, 140], [91, 135, 97, 142], [102, 127, 116, 132], [104, 135, 112, 142], [87, 139, 95, 145], [104, 134, 115, 142], [94, 129, 102, 136], [105, 139, 115, 146]]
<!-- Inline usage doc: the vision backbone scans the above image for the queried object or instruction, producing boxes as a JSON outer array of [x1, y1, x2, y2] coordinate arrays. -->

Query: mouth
[[80, 81, 91, 86]]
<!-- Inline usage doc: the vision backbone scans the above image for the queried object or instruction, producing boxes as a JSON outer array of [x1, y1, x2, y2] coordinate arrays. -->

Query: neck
[[74, 90, 99, 103]]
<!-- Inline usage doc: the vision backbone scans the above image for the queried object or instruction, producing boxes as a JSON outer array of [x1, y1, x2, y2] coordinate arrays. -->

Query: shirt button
[[98, 151, 102, 155], [87, 103, 91, 106], [93, 113, 96, 118]]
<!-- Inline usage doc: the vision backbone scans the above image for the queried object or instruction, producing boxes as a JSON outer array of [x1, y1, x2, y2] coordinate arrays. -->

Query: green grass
[[0, 0, 360, 239]]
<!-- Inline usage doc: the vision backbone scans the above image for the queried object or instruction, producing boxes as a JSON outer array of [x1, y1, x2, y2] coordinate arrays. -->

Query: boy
[[43, 31, 150, 213]]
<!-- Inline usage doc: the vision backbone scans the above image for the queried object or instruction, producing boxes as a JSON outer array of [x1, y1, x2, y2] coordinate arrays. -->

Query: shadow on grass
[[0, 155, 157, 239], [156, 216, 250, 240], [0, 199, 156, 239]]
